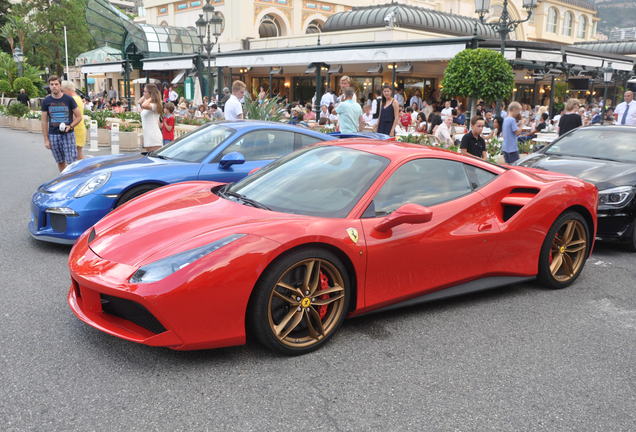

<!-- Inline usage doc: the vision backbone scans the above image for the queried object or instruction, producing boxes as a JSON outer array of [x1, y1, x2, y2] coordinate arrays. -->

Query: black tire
[[248, 247, 350, 356], [115, 184, 160, 207], [625, 218, 636, 252], [538, 211, 590, 289]]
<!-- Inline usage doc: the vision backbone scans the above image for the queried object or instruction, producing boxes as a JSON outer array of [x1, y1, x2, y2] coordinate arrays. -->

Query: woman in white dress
[[138, 83, 163, 152]]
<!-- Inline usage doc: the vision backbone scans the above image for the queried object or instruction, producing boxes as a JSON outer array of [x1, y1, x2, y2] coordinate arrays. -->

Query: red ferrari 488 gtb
[[68, 140, 598, 355]]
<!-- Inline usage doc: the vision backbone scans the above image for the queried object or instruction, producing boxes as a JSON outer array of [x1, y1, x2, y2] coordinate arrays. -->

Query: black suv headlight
[[597, 186, 635, 210]]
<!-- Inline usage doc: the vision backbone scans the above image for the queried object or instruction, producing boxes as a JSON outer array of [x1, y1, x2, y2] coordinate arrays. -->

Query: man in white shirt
[[224, 80, 246, 121], [362, 104, 377, 128], [394, 88, 405, 107], [320, 89, 335, 107], [441, 100, 453, 117], [614, 90, 636, 126], [434, 115, 454, 146], [409, 90, 423, 110], [168, 86, 179, 103]]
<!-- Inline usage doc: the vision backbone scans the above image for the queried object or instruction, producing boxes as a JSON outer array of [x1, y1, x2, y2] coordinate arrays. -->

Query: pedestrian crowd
[[39, 69, 636, 170]]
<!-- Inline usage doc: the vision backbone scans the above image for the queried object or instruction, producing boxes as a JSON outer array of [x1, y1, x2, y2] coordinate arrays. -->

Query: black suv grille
[[100, 294, 166, 334]]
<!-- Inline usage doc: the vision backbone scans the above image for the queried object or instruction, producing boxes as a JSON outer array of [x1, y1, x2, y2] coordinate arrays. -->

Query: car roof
[[327, 139, 507, 172], [212, 120, 330, 136]]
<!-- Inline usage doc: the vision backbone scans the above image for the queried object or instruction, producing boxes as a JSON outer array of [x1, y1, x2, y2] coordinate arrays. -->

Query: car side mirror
[[374, 203, 433, 232], [219, 152, 246, 169]]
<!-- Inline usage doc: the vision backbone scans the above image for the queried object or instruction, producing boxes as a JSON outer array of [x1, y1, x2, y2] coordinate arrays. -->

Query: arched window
[[577, 15, 588, 39], [546, 7, 559, 33], [562, 12, 573, 36], [259, 14, 283, 38], [305, 19, 324, 34]]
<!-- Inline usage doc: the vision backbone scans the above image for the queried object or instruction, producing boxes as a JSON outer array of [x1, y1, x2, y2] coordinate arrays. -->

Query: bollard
[[89, 120, 98, 152], [110, 122, 120, 155]]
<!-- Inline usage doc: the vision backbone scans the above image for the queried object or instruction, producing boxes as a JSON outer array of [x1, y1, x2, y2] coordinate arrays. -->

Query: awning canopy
[[211, 37, 474, 68], [142, 55, 196, 71], [171, 70, 187, 84], [80, 61, 124, 74], [480, 39, 634, 74]]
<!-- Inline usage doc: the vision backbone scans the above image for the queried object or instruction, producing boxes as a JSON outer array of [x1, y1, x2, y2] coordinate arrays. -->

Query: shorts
[[49, 133, 77, 164], [163, 139, 171, 145], [503, 151, 519, 164]]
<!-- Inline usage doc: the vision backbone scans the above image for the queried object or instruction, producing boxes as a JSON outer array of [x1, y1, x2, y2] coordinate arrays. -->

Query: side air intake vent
[[510, 187, 539, 195]]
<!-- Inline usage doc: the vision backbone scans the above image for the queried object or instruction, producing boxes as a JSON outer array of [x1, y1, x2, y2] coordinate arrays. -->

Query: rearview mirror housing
[[374, 203, 433, 232], [219, 152, 246, 169]]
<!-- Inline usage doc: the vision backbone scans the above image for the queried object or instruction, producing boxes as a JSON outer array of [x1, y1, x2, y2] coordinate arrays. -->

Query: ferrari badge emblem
[[346, 227, 359, 244]]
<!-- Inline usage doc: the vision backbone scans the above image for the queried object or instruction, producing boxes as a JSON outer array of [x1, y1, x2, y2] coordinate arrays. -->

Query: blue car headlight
[[74, 172, 111, 198], [129, 234, 246, 284]]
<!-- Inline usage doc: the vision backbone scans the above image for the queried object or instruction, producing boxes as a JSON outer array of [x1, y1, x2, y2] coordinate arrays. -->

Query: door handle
[[478, 223, 493, 232]]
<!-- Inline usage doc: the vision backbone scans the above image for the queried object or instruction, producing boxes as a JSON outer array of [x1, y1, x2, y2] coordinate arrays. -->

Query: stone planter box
[[98, 128, 111, 146], [28, 118, 42, 133], [0, 115, 9, 128], [118, 130, 141, 152], [14, 117, 28, 130], [174, 124, 200, 139]]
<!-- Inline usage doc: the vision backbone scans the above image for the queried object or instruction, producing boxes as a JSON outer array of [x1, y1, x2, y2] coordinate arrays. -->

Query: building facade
[[141, 0, 601, 50]]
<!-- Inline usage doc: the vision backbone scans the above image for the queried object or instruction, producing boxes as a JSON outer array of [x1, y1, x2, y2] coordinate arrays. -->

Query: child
[[161, 102, 175, 145]]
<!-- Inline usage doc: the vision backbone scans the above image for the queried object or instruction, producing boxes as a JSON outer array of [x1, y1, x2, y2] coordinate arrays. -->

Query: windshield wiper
[[222, 189, 271, 210], [151, 154, 170, 160]]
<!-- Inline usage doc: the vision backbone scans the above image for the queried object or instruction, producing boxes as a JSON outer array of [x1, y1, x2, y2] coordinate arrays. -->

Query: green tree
[[13, 77, 37, 98], [441, 48, 514, 103], [0, 0, 12, 53], [13, 0, 94, 76], [0, 78, 11, 96]]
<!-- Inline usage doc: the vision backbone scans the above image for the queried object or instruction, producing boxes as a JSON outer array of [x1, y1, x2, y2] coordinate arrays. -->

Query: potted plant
[[0, 104, 9, 127], [7, 102, 30, 129], [117, 123, 140, 151], [26, 110, 41, 133]]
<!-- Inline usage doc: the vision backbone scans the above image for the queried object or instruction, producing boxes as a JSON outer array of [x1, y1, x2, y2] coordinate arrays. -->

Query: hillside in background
[[595, 0, 636, 36]]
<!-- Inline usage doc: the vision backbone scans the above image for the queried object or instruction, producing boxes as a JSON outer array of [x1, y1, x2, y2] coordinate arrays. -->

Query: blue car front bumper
[[29, 191, 118, 244]]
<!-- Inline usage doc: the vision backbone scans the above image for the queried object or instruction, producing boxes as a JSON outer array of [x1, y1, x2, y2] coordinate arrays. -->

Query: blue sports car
[[30, 120, 383, 244]]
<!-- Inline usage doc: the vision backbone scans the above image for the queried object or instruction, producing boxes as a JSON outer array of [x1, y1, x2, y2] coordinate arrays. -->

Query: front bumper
[[596, 212, 634, 242], [67, 233, 264, 350], [29, 190, 118, 243]]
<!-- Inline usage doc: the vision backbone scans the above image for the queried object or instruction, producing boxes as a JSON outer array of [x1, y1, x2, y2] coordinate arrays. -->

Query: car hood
[[519, 153, 636, 190], [88, 182, 308, 267], [40, 154, 173, 194]]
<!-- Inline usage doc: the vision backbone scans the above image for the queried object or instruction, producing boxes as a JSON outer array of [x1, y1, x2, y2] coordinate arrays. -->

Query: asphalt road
[[1, 127, 634, 431]]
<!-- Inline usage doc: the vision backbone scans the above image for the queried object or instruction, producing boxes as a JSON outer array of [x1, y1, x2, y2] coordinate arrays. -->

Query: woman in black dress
[[376, 86, 400, 136], [558, 98, 582, 136]]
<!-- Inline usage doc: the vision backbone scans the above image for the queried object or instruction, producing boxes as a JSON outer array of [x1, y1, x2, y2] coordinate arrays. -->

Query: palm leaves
[[243, 94, 286, 122]]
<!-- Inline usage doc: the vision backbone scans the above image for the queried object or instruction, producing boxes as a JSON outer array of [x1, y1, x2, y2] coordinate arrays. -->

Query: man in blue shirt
[[335, 87, 363, 134], [502, 101, 525, 164]]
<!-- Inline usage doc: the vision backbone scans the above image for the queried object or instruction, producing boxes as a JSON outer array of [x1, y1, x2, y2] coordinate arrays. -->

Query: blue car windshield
[[153, 124, 234, 162], [227, 146, 389, 218]]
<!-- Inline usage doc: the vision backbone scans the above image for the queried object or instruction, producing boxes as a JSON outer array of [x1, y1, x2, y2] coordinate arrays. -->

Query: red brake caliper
[[318, 272, 330, 319]]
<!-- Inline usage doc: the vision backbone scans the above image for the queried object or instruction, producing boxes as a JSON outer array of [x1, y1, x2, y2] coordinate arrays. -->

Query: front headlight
[[129, 234, 245, 284], [74, 172, 111, 198], [597, 186, 635, 210]]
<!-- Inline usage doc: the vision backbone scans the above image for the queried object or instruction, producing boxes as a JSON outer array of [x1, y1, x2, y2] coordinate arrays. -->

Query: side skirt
[[356, 276, 535, 317]]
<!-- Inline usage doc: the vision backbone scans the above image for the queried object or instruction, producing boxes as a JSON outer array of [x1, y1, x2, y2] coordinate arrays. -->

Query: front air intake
[[100, 294, 166, 334]]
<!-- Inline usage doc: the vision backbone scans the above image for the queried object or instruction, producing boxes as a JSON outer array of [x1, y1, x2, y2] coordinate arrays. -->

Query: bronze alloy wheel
[[267, 258, 346, 349], [548, 219, 588, 283]]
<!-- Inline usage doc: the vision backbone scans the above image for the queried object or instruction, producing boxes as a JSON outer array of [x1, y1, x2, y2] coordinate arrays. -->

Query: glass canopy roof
[[86, 0, 201, 58]]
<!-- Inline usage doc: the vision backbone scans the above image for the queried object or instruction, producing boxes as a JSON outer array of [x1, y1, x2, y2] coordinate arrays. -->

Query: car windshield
[[152, 124, 234, 162], [545, 128, 636, 163], [227, 146, 389, 217]]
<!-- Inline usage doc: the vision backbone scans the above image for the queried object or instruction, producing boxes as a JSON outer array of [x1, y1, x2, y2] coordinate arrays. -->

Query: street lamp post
[[195, 0, 223, 102], [602, 63, 613, 125], [13, 47, 24, 77], [475, 0, 538, 57]]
